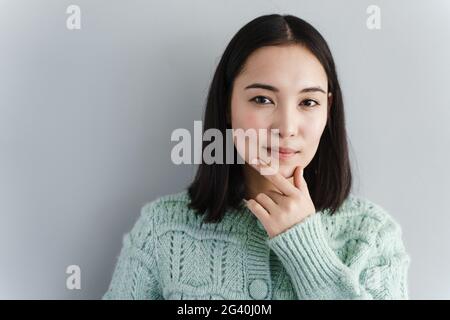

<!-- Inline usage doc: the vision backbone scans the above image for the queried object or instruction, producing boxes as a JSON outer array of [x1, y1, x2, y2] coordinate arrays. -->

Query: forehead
[[237, 44, 328, 89]]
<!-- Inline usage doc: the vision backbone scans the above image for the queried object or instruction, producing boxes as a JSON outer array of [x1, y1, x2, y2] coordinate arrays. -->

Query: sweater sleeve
[[266, 211, 411, 300], [102, 203, 163, 300]]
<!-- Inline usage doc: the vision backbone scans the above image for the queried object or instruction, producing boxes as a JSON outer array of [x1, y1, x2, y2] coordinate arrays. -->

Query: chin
[[276, 164, 297, 179]]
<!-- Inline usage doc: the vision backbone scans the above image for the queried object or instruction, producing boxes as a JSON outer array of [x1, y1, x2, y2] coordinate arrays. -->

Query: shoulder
[[321, 193, 404, 245], [140, 189, 191, 221], [128, 189, 206, 243], [131, 190, 255, 245], [137, 189, 192, 225]]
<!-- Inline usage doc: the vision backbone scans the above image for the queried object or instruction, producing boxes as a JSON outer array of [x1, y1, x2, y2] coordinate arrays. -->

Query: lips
[[263, 146, 300, 160], [265, 147, 300, 154]]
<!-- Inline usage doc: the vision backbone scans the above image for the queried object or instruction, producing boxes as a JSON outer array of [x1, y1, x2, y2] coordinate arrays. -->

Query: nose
[[271, 104, 298, 139]]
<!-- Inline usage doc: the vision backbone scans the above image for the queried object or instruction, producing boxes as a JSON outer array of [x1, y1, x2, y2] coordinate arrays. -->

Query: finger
[[266, 190, 285, 204], [251, 157, 298, 196], [293, 166, 303, 190], [255, 193, 279, 214], [246, 199, 270, 221]]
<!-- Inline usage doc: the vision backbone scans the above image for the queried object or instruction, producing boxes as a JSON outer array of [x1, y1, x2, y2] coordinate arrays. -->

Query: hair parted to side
[[187, 14, 352, 223]]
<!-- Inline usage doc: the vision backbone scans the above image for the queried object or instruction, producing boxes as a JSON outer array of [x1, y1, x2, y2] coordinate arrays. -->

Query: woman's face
[[230, 44, 332, 179]]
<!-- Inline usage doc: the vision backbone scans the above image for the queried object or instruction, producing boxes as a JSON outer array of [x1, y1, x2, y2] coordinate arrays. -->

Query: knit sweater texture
[[102, 190, 410, 300]]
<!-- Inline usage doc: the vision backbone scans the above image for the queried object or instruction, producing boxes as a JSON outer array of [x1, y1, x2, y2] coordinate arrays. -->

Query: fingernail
[[259, 158, 267, 165]]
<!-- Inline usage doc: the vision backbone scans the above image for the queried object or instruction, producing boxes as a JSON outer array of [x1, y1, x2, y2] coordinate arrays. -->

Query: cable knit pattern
[[102, 190, 410, 300]]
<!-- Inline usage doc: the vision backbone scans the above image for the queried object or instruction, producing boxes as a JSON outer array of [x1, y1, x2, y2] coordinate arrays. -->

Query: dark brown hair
[[187, 14, 352, 223]]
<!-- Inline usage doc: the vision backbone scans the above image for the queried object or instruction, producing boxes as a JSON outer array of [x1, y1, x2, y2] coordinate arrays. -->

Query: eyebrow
[[244, 83, 327, 94]]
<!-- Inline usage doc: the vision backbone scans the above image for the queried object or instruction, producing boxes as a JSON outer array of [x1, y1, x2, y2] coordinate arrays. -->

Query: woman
[[103, 14, 410, 300]]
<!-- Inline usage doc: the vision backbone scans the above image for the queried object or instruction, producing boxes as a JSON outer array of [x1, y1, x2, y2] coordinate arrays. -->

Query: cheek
[[298, 116, 327, 166], [231, 106, 264, 130], [303, 112, 328, 142], [231, 105, 269, 162], [310, 121, 327, 142]]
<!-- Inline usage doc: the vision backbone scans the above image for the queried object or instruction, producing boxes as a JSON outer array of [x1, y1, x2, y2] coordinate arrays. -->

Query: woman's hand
[[245, 157, 316, 239]]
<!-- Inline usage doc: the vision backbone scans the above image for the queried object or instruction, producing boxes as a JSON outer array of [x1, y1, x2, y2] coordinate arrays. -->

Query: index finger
[[251, 157, 298, 196]]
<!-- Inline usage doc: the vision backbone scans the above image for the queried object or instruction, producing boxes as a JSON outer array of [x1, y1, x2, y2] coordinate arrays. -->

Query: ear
[[327, 92, 333, 112]]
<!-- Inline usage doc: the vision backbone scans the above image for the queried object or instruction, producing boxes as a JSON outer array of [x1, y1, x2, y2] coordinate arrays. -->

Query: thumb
[[293, 166, 303, 189]]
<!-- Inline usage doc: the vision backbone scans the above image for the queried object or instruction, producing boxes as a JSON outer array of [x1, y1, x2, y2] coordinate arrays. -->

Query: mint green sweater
[[102, 190, 410, 300]]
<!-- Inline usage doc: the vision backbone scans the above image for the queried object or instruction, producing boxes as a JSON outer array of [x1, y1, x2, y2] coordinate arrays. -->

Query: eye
[[300, 99, 320, 107], [250, 96, 273, 105]]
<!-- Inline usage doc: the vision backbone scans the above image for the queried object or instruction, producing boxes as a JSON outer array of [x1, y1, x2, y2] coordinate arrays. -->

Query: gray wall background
[[1, 0, 449, 299]]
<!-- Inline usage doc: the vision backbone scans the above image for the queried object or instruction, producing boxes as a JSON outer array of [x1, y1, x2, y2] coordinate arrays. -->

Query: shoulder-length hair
[[187, 14, 352, 223]]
